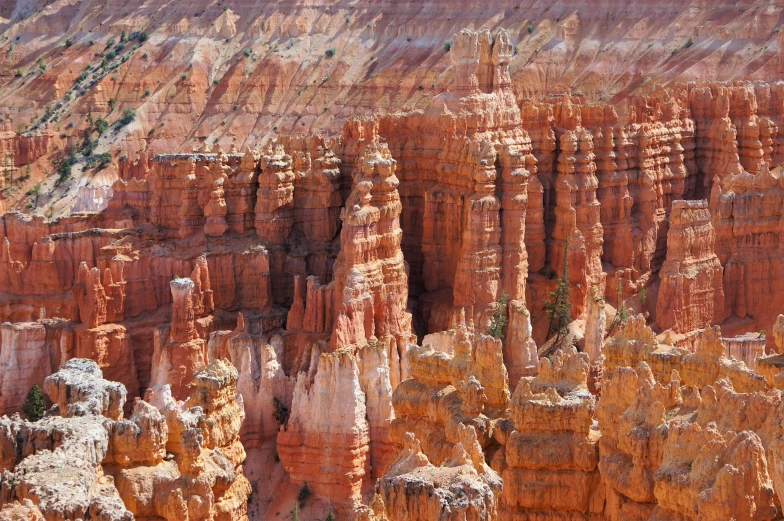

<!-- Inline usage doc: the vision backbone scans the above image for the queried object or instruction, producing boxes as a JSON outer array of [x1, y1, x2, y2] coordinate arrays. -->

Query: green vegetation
[[325, 47, 336, 57], [272, 397, 289, 425], [444, 39, 452, 52], [244, 48, 252, 57], [485, 291, 509, 339], [14, 68, 22, 78], [118, 108, 135, 126], [684, 38, 693, 48], [137, 31, 149, 43], [527, 24, 534, 33], [23, 384, 45, 422], [297, 482, 311, 507], [640, 285, 647, 307], [544, 241, 572, 342], [26, 183, 40, 197], [65, 39, 73, 47], [86, 152, 111, 171], [616, 280, 628, 323], [53, 150, 76, 184]]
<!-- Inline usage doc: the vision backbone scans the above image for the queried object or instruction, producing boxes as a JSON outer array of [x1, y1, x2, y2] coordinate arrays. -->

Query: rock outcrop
[[1, 358, 251, 521], [276, 349, 370, 516], [500, 348, 604, 519], [656, 200, 725, 334]]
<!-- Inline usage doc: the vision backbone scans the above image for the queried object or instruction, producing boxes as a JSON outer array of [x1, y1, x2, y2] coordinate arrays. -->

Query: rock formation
[[656, 200, 725, 335], [500, 348, 604, 519], [1, 14, 784, 521], [0, 357, 250, 521], [276, 349, 370, 516]]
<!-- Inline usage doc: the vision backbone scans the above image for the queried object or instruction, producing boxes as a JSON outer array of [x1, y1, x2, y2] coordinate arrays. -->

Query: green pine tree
[[544, 241, 572, 342], [485, 291, 509, 339], [23, 384, 45, 422]]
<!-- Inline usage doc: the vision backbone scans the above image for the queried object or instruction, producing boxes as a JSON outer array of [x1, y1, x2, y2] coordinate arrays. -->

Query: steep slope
[[0, 0, 782, 216]]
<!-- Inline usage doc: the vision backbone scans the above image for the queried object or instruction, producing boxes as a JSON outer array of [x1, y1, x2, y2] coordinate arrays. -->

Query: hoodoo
[[2, 2, 784, 520]]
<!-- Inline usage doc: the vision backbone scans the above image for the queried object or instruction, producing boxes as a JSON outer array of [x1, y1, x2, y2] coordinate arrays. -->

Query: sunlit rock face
[[0, 358, 250, 521], [2, 9, 784, 521]]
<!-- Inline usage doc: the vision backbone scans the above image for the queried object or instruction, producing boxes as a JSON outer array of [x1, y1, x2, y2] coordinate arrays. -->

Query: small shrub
[[639, 286, 647, 307], [325, 47, 336, 58], [527, 24, 534, 33], [118, 108, 136, 126], [418, 84, 424, 90], [223, 5, 228, 11], [142, 52, 148, 59], [213, 79, 219, 85], [86, 152, 112, 170], [108, 98, 116, 111], [38, 60, 46, 72], [22, 384, 45, 422], [760, 330, 767, 339], [65, 39, 73, 47], [297, 482, 311, 506], [233, 104, 238, 111], [52, 150, 75, 184], [105, 50, 116, 60], [326, 513, 335, 521], [244, 48, 251, 57], [684, 38, 693, 48], [181, 73, 187, 80], [89, 39, 94, 45], [27, 183, 41, 196], [137, 31, 149, 43], [485, 291, 509, 339], [120, 30, 127, 43], [272, 397, 289, 425], [444, 39, 452, 52], [94, 117, 108, 135], [143, 88, 151, 97], [345, 15, 351, 23], [14, 68, 22, 78]]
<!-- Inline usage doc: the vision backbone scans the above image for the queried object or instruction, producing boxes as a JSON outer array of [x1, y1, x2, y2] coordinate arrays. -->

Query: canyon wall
[[1, 20, 784, 521]]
